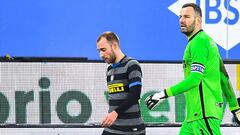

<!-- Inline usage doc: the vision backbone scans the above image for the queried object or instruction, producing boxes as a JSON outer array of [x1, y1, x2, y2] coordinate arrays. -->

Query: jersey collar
[[111, 55, 126, 68], [188, 29, 203, 42]]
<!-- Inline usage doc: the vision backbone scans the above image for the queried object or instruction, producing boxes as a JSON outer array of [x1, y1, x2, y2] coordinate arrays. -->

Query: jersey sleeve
[[128, 60, 142, 87], [115, 60, 142, 114], [166, 38, 208, 96], [220, 59, 239, 111]]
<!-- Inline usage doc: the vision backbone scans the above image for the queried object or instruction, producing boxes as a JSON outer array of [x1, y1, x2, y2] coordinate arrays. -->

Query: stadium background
[[0, 0, 240, 134]]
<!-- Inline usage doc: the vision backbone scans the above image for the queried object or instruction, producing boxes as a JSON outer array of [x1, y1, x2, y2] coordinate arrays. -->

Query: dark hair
[[97, 31, 120, 44], [182, 3, 202, 17]]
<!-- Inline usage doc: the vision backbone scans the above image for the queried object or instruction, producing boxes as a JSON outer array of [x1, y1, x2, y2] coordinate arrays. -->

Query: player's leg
[[192, 118, 221, 135], [179, 121, 194, 135]]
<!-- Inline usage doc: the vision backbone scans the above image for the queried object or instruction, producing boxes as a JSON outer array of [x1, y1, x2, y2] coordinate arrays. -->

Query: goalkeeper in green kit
[[145, 3, 240, 135]]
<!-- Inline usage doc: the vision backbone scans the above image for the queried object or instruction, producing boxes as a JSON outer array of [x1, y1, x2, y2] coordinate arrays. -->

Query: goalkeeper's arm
[[145, 63, 204, 110], [220, 59, 240, 124], [166, 66, 203, 97], [220, 59, 239, 110]]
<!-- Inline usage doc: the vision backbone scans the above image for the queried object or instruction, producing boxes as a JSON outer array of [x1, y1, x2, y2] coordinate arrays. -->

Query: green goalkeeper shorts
[[179, 117, 222, 135]]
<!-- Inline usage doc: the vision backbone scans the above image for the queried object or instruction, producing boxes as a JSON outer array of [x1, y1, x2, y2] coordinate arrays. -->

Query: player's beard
[[181, 20, 196, 37], [105, 49, 116, 64]]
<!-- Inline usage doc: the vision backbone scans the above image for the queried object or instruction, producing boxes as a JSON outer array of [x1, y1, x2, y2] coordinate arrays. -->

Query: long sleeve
[[115, 85, 141, 115], [115, 60, 142, 115], [166, 71, 203, 96], [220, 59, 239, 111]]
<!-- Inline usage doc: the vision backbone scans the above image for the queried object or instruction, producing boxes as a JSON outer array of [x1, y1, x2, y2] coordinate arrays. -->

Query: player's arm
[[220, 58, 239, 110], [220, 58, 240, 124], [166, 69, 203, 96], [115, 60, 142, 115], [102, 85, 141, 127], [145, 38, 207, 110], [145, 63, 204, 110], [101, 61, 142, 127], [167, 38, 208, 96]]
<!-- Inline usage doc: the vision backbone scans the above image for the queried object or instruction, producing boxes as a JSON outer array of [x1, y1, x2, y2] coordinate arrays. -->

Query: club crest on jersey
[[110, 75, 114, 81], [191, 63, 205, 74]]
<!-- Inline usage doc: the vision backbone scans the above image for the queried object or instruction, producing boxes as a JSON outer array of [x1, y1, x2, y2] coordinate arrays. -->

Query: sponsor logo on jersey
[[108, 83, 125, 93]]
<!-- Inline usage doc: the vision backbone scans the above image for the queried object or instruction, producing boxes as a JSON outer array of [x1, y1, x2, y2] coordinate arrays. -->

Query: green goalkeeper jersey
[[166, 30, 239, 122]]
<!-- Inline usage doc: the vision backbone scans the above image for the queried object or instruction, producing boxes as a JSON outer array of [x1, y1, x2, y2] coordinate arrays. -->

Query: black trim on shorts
[[102, 130, 145, 135], [109, 123, 145, 132]]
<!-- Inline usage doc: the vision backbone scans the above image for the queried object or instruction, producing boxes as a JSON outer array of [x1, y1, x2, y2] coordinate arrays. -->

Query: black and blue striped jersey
[[103, 56, 145, 135]]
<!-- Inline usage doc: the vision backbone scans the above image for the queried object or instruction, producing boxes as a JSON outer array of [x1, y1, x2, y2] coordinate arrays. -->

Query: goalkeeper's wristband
[[163, 89, 168, 98], [165, 88, 173, 97], [231, 108, 240, 125]]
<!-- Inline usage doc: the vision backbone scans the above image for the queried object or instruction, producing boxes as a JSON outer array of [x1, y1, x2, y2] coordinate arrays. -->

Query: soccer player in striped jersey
[[97, 31, 145, 135], [145, 3, 240, 135]]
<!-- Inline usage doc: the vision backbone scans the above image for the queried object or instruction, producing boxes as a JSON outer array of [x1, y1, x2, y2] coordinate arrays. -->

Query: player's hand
[[101, 111, 118, 127], [231, 108, 240, 125], [231, 97, 240, 125], [145, 90, 168, 110]]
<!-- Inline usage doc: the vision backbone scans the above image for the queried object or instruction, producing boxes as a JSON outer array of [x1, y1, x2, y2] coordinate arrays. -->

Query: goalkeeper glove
[[145, 90, 168, 110], [231, 108, 240, 125], [231, 97, 240, 125]]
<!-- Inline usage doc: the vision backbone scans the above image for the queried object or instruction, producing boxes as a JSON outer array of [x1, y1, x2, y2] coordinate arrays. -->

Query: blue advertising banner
[[0, 0, 239, 60]]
